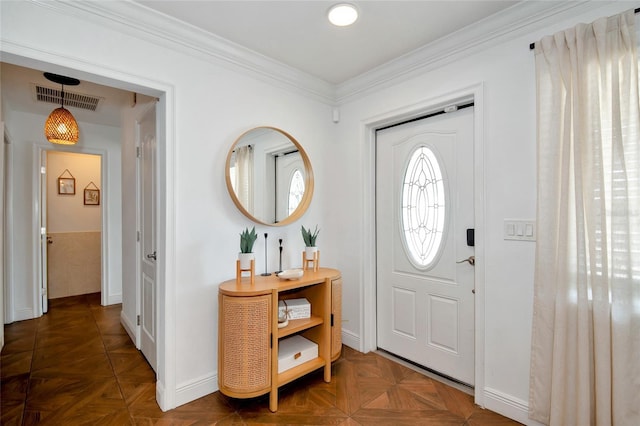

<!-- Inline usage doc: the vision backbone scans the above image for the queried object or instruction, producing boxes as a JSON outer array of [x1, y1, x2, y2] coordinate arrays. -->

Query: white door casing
[[39, 150, 48, 314], [138, 104, 158, 372], [376, 106, 475, 386], [5, 48, 173, 409]]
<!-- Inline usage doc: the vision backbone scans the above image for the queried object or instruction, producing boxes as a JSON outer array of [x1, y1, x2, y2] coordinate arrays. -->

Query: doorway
[[275, 151, 304, 222], [0, 54, 174, 410], [43, 151, 103, 312], [364, 86, 488, 399], [376, 106, 475, 386], [137, 103, 158, 372]]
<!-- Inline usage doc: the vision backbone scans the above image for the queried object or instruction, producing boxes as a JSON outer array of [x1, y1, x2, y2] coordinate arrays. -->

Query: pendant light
[[43, 72, 80, 145]]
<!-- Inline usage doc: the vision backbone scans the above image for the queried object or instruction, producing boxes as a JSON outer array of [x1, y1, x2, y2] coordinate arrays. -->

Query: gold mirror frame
[[225, 126, 314, 226]]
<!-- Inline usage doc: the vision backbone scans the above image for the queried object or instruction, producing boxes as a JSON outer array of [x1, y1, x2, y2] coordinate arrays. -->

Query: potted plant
[[301, 225, 320, 260], [239, 226, 258, 270]]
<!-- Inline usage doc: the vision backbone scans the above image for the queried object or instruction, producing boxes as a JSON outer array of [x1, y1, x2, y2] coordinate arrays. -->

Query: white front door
[[376, 106, 475, 386], [139, 105, 157, 371], [275, 151, 304, 222]]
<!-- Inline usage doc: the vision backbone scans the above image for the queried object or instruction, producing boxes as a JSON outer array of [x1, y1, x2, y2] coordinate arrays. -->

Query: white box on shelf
[[278, 335, 318, 373], [278, 298, 311, 320]]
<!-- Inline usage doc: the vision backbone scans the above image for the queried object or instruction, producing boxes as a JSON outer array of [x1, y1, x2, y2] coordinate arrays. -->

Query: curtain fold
[[235, 145, 254, 214], [530, 9, 640, 426]]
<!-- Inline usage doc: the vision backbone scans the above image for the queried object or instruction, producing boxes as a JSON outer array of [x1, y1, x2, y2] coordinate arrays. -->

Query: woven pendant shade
[[43, 72, 81, 145], [45, 107, 79, 145]]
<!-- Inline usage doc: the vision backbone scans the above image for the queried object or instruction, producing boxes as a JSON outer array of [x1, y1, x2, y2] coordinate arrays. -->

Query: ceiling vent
[[32, 84, 103, 112]]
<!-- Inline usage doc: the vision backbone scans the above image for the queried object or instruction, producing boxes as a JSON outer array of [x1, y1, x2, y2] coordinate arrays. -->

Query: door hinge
[[137, 231, 141, 242], [137, 315, 141, 326], [270, 333, 273, 348], [136, 147, 142, 158], [331, 313, 334, 327], [40, 166, 46, 174]]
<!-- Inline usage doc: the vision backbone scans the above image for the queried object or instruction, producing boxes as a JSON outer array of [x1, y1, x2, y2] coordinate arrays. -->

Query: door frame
[[361, 83, 486, 406], [135, 102, 158, 369], [1, 48, 176, 411], [3, 128, 14, 326], [34, 146, 108, 312]]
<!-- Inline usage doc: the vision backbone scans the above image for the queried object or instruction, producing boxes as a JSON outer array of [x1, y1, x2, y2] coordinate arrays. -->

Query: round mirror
[[225, 127, 314, 226]]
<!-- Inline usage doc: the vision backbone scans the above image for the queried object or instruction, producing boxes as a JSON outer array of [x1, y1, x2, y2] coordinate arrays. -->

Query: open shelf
[[278, 357, 325, 387], [278, 315, 323, 338], [219, 268, 341, 412]]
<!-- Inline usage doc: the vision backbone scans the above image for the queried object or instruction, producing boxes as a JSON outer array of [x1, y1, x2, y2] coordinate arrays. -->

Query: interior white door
[[376, 107, 475, 386], [139, 105, 157, 371], [39, 150, 48, 314], [275, 151, 304, 222]]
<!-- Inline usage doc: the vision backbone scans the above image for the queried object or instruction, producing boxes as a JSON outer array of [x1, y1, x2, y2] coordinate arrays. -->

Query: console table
[[218, 267, 342, 412]]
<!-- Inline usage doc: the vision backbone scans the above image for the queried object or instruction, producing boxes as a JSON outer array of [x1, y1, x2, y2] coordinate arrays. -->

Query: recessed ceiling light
[[328, 3, 358, 27]]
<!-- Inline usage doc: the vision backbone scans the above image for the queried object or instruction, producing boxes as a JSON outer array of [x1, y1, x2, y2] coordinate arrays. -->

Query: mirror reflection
[[225, 127, 314, 226]]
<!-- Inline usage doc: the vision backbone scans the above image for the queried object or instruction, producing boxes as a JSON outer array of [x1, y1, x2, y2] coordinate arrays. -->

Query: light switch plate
[[504, 219, 536, 241]]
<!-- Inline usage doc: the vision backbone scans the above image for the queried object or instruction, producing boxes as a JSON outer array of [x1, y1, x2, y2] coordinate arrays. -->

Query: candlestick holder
[[277, 239, 283, 274], [261, 233, 271, 276]]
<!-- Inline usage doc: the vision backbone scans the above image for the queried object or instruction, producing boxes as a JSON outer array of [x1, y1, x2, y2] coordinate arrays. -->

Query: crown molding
[[334, 1, 608, 103], [31, 0, 337, 105], [28, 1, 625, 107]]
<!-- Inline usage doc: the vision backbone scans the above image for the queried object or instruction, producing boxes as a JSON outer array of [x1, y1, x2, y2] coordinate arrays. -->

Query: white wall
[[0, 115, 5, 348], [329, 2, 636, 424], [47, 151, 101, 233], [1, 0, 636, 422], [1, 0, 333, 410], [2, 109, 122, 318]]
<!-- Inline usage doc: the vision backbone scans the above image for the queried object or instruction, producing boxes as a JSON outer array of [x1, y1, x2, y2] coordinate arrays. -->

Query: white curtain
[[530, 9, 640, 426], [235, 145, 254, 213]]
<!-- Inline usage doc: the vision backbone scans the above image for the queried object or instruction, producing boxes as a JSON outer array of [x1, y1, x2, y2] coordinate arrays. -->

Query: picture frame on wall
[[58, 177, 76, 195], [57, 169, 76, 195], [84, 188, 100, 205], [84, 181, 101, 205]]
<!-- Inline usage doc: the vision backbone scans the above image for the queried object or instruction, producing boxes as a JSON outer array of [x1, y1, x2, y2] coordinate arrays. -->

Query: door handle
[[146, 251, 157, 261], [456, 255, 475, 266]]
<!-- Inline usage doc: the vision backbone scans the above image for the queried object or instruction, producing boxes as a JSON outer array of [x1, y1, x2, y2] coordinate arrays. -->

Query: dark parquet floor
[[1, 293, 521, 425]]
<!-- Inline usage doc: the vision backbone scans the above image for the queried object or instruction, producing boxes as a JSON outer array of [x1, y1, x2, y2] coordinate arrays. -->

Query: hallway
[[1, 294, 520, 424]]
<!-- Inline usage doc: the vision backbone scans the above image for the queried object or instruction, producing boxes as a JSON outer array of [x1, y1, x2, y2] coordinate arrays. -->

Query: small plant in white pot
[[239, 226, 258, 270], [301, 225, 320, 260]]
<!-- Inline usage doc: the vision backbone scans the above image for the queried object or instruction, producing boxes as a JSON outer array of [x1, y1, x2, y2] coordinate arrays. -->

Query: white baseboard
[[107, 293, 122, 305], [120, 310, 137, 345], [14, 307, 36, 322], [483, 387, 545, 426], [156, 379, 168, 411], [341, 329, 360, 351], [169, 329, 358, 409], [336, 329, 541, 426], [150, 327, 542, 426], [175, 373, 218, 408]]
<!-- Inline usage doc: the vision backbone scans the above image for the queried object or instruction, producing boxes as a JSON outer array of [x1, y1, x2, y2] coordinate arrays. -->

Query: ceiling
[[1, 1, 520, 127], [0, 62, 133, 128], [136, 0, 519, 84]]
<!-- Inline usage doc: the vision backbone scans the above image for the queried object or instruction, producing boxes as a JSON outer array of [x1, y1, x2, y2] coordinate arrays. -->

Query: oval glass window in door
[[288, 169, 305, 216], [401, 146, 447, 269]]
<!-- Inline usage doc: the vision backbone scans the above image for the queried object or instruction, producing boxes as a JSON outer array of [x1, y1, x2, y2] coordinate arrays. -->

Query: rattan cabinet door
[[331, 277, 342, 361], [219, 294, 271, 397]]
